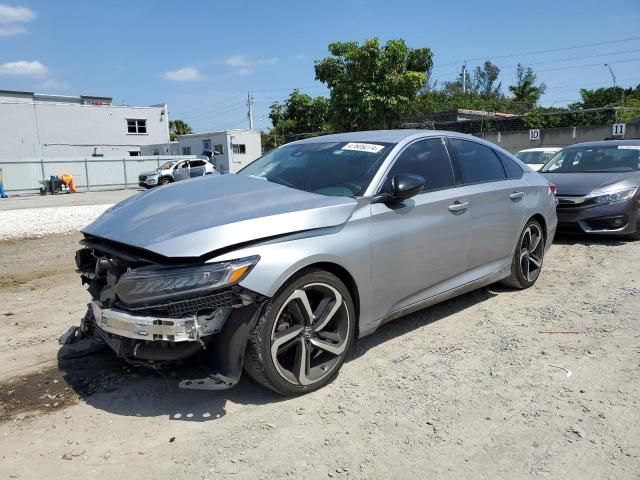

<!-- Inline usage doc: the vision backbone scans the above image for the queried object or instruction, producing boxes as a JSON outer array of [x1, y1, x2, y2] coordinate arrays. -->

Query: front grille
[[166, 290, 237, 317], [120, 289, 238, 318], [139, 175, 147, 181]]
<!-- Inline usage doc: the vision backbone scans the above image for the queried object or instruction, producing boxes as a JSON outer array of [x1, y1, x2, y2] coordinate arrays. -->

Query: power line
[[430, 50, 640, 81], [171, 94, 246, 117], [432, 35, 640, 69], [536, 56, 640, 73], [181, 101, 246, 122]]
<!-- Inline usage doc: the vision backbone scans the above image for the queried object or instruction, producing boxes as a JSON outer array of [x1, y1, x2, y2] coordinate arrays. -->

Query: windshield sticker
[[618, 145, 640, 150], [341, 142, 385, 153]]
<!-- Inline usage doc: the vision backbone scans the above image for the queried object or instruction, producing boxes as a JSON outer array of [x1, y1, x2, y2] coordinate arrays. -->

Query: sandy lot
[[0, 232, 638, 479]]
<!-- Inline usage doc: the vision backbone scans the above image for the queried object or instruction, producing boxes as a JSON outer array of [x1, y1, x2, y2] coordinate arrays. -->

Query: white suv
[[138, 159, 216, 188]]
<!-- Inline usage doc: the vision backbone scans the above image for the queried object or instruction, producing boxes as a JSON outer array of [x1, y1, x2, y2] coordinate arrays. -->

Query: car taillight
[[548, 183, 557, 195]]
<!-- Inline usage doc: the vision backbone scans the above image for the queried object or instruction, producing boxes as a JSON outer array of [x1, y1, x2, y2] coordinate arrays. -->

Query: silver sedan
[[76, 130, 557, 395]]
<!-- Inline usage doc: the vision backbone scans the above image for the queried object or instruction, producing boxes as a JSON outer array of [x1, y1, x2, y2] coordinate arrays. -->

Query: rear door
[[447, 138, 526, 274], [370, 137, 471, 319], [173, 160, 190, 181]]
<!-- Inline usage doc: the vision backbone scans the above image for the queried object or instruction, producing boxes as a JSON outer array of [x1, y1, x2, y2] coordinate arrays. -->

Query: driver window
[[384, 138, 455, 192]]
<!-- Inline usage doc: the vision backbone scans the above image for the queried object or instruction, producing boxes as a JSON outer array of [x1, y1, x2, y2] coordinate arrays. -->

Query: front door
[[370, 137, 471, 320]]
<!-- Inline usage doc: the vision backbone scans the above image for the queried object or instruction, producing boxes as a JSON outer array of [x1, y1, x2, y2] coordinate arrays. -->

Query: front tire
[[159, 177, 172, 185], [501, 219, 545, 289], [244, 270, 355, 395]]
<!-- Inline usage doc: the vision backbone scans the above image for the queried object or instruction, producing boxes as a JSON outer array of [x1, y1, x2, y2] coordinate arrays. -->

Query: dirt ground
[[0, 232, 638, 479]]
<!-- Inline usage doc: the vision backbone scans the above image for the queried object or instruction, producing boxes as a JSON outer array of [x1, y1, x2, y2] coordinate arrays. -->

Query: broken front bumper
[[90, 301, 230, 342]]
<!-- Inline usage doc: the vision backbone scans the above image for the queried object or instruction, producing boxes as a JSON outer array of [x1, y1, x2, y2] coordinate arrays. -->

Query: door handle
[[509, 191, 525, 200], [448, 201, 469, 213]]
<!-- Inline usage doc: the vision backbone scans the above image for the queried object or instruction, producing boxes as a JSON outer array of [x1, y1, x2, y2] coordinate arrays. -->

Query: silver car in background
[[75, 130, 557, 395]]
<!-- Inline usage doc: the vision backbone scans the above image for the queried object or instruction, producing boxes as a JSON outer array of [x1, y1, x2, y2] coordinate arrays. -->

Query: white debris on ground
[[0, 204, 110, 240]]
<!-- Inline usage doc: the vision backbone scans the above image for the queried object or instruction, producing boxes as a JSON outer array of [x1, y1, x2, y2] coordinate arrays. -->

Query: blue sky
[[1, 0, 639, 132]]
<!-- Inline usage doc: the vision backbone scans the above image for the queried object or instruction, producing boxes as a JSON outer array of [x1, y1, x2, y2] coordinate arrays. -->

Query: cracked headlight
[[587, 187, 637, 206], [115, 256, 259, 306]]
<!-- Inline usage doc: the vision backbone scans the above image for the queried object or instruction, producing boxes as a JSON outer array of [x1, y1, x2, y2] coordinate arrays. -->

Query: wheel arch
[[528, 213, 548, 242], [277, 261, 361, 336]]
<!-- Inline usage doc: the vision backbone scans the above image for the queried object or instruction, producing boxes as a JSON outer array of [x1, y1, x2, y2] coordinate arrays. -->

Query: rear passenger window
[[385, 138, 455, 192], [495, 151, 523, 179], [449, 138, 506, 184]]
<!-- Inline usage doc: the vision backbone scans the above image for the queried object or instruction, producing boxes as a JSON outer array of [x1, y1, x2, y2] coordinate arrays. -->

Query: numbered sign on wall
[[529, 129, 540, 141], [612, 123, 626, 136]]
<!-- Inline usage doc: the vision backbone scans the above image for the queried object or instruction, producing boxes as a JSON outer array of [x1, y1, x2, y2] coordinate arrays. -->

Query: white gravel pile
[[0, 204, 111, 240]]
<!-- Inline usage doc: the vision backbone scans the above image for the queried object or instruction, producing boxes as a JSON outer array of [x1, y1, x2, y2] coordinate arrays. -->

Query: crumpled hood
[[83, 174, 358, 258], [543, 172, 640, 196]]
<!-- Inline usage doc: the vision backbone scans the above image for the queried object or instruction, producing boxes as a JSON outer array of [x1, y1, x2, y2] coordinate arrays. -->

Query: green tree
[[472, 61, 502, 97], [267, 90, 330, 144], [169, 119, 192, 141], [314, 38, 433, 131], [508, 64, 546, 112]]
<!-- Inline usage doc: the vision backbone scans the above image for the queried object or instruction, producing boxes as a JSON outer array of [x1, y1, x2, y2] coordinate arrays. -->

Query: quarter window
[[127, 119, 147, 134], [384, 138, 455, 192], [449, 138, 506, 183], [495, 150, 524, 179]]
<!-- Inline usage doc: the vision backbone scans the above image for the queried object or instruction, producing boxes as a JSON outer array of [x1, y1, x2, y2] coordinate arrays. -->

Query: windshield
[[159, 161, 177, 170], [238, 141, 394, 197], [541, 145, 640, 173], [516, 150, 558, 165]]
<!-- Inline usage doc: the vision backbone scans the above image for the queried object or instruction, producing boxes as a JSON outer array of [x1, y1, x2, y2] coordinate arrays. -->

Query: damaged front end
[[73, 235, 267, 390]]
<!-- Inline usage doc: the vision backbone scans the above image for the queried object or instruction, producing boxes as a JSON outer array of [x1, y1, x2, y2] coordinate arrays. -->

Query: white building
[[175, 129, 262, 173], [0, 89, 169, 160]]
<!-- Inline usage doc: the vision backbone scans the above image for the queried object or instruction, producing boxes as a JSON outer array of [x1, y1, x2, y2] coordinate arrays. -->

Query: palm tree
[[169, 119, 193, 141]]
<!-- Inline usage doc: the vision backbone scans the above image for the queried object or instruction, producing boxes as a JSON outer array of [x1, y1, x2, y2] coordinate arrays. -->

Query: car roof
[[518, 147, 562, 153], [292, 129, 475, 145], [565, 139, 640, 149]]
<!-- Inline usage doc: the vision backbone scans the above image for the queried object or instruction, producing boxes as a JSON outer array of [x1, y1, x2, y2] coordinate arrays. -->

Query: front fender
[[209, 208, 375, 331]]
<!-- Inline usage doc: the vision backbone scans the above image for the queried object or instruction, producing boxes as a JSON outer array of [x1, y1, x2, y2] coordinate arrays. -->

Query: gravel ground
[[0, 233, 638, 480], [0, 204, 111, 240]]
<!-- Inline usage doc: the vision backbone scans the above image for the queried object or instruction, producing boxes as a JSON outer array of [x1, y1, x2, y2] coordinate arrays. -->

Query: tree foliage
[[169, 119, 192, 141], [265, 90, 330, 146], [508, 64, 546, 112], [314, 38, 433, 130]]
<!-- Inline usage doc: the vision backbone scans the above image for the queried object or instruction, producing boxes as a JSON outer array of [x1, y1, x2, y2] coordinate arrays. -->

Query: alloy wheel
[[270, 282, 351, 386], [519, 224, 544, 282]]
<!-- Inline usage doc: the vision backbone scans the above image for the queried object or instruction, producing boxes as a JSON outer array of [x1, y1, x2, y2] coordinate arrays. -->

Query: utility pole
[[462, 62, 467, 93], [247, 92, 254, 130], [604, 63, 624, 121]]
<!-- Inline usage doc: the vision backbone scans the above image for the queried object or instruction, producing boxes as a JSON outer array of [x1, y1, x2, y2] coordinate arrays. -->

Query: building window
[[129, 151, 140, 157], [127, 119, 147, 134], [182, 146, 192, 155], [232, 143, 246, 154], [203, 139, 212, 151], [152, 149, 160, 156], [214, 144, 224, 155]]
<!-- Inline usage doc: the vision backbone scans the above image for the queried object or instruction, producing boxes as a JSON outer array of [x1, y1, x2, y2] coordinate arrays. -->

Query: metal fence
[[0, 155, 197, 193]]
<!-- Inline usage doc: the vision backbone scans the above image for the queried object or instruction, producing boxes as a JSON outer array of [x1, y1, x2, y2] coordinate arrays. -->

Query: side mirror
[[390, 174, 425, 201]]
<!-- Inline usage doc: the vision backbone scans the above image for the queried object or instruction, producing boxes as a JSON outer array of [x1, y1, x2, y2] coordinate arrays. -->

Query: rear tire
[[244, 270, 355, 395], [501, 219, 545, 289]]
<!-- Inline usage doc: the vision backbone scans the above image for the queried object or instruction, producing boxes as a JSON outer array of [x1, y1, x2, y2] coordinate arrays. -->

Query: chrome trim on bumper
[[90, 301, 230, 342]]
